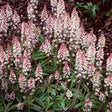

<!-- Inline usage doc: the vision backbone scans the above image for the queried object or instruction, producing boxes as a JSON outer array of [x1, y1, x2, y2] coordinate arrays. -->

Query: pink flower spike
[[17, 103, 24, 110], [23, 53, 31, 74], [66, 89, 72, 99], [0, 6, 6, 20], [10, 91, 15, 100], [35, 63, 43, 82], [40, 40, 51, 54], [50, 0, 57, 8], [96, 47, 104, 60], [9, 68, 16, 83], [6, 3, 12, 18], [84, 98, 92, 112], [63, 62, 70, 78], [57, 43, 69, 60], [97, 32, 105, 48], [18, 73, 26, 91], [57, 0, 65, 17], [13, 36, 21, 58], [1, 77, 8, 91], [106, 53, 112, 74], [99, 91, 105, 101], [49, 74, 53, 80], [88, 63, 96, 77], [104, 74, 112, 89], [23, 47, 30, 58], [13, 9, 20, 23], [41, 5, 48, 22], [0, 15, 8, 32], [28, 78, 35, 90], [5, 92, 10, 100], [0, 45, 6, 64], [71, 8, 77, 19], [55, 70, 61, 80]]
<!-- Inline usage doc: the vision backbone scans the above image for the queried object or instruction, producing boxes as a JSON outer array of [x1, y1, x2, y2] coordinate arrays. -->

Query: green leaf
[[75, 102, 85, 108], [16, 93, 22, 103], [8, 104, 17, 111], [102, 0, 105, 5], [50, 89, 56, 96], [30, 104, 42, 112], [92, 104, 99, 109], [6, 101, 13, 109], [31, 55, 47, 60], [33, 97, 45, 108]]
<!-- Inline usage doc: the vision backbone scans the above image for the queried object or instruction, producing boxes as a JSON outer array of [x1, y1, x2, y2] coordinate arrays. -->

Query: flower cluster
[[5, 91, 15, 101]]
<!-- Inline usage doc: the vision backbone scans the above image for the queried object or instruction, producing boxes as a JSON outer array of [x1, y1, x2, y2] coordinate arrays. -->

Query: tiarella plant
[[0, 0, 112, 112]]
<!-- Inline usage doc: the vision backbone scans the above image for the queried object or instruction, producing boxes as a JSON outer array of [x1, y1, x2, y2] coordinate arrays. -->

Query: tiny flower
[[66, 89, 72, 99], [17, 103, 24, 110]]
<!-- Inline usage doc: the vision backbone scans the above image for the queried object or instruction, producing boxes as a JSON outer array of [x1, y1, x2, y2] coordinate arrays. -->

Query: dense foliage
[[0, 0, 112, 112]]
